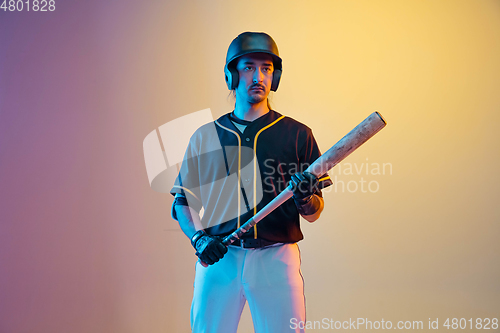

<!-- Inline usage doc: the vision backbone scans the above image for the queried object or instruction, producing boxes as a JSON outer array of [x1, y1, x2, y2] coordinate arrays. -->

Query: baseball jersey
[[170, 110, 332, 243]]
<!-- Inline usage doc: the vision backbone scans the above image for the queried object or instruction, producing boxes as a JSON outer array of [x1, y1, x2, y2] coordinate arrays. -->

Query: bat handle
[[197, 187, 294, 268], [196, 220, 254, 268], [197, 234, 234, 267]]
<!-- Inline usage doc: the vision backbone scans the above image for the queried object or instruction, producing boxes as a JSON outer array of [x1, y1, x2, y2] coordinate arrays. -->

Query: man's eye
[[244, 67, 253, 71]]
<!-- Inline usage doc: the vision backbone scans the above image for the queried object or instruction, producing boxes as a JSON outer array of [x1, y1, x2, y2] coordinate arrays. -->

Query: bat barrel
[[306, 112, 386, 177]]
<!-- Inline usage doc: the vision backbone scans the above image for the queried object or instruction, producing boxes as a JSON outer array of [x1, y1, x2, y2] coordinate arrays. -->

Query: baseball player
[[171, 32, 332, 333]]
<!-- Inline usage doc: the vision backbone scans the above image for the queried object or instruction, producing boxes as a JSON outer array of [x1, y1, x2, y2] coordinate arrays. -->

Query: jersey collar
[[218, 110, 283, 135]]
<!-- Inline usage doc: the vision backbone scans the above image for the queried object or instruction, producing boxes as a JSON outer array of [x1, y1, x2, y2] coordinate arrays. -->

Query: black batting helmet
[[224, 32, 283, 91]]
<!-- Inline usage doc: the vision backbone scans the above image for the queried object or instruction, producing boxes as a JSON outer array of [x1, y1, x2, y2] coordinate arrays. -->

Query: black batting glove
[[191, 230, 228, 265], [289, 172, 319, 204]]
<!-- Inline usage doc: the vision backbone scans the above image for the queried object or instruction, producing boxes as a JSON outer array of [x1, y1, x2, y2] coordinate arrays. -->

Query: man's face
[[234, 53, 274, 105]]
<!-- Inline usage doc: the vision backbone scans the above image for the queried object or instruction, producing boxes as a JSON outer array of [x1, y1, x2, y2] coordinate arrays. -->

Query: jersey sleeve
[[299, 128, 333, 192], [170, 135, 203, 213]]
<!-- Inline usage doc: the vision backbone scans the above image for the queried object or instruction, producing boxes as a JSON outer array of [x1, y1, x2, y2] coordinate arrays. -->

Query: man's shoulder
[[188, 119, 221, 147], [193, 112, 233, 133], [273, 111, 313, 133], [192, 121, 217, 136]]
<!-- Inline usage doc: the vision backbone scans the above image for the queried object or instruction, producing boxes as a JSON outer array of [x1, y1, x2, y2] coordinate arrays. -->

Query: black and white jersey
[[171, 110, 332, 243]]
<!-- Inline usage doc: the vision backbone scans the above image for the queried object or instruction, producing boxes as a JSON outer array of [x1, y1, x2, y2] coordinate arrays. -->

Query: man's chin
[[248, 97, 267, 104], [247, 92, 268, 104]]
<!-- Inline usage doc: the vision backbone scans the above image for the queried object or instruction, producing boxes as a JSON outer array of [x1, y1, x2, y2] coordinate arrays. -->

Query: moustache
[[250, 84, 265, 91]]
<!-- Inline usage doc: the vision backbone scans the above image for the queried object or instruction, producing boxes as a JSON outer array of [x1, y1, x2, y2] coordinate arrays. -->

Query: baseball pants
[[190, 243, 306, 333]]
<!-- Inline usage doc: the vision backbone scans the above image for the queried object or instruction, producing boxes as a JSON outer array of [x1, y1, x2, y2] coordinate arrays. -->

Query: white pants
[[190, 243, 306, 333]]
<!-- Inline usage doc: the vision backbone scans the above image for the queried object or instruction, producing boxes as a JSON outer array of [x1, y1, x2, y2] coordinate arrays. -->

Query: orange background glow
[[1, 1, 499, 332]]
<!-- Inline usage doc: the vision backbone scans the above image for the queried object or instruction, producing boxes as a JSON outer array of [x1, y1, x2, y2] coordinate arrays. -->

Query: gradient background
[[1, 0, 499, 332]]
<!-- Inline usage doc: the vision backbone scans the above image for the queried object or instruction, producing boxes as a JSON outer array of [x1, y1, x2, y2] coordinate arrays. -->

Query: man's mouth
[[250, 86, 265, 91]]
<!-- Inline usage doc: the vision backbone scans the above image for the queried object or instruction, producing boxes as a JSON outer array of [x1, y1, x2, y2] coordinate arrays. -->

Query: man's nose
[[253, 68, 264, 83]]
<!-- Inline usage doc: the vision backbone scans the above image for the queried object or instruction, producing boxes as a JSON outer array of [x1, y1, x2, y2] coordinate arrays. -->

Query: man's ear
[[225, 66, 239, 90], [271, 68, 282, 91]]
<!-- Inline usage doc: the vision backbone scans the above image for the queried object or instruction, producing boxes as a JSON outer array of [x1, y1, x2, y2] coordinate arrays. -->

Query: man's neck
[[233, 99, 270, 121]]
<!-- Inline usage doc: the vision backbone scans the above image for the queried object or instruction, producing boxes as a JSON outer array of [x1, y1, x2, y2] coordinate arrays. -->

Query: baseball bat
[[200, 111, 386, 267]]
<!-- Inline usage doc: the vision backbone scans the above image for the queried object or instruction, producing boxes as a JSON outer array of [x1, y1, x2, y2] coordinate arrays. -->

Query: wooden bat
[[200, 111, 386, 267]]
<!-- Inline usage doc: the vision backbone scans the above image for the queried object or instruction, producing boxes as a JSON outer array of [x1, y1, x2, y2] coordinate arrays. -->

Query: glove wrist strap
[[191, 230, 206, 248]]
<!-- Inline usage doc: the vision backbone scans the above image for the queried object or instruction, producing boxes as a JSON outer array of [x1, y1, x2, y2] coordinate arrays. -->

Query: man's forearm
[[174, 205, 203, 239], [297, 194, 324, 223]]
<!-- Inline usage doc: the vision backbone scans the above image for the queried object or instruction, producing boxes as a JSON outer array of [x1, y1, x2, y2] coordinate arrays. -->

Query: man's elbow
[[302, 211, 322, 223], [301, 198, 324, 223]]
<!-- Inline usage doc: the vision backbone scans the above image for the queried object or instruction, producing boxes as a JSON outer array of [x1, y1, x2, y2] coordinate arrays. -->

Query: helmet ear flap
[[224, 65, 239, 90], [271, 69, 282, 92]]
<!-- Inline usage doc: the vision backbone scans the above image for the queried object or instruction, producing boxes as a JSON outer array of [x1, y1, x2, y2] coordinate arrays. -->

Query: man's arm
[[290, 172, 324, 223], [174, 204, 202, 239], [171, 193, 203, 239], [172, 194, 227, 265], [298, 194, 324, 223]]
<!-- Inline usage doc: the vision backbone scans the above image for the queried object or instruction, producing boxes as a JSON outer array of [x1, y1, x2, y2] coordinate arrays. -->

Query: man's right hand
[[191, 230, 228, 265]]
